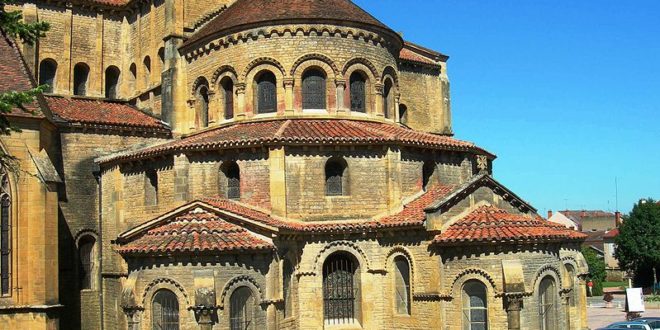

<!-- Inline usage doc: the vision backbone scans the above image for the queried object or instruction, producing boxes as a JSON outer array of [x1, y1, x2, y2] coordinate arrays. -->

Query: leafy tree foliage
[[582, 246, 606, 296], [0, 0, 49, 169], [615, 199, 660, 287]]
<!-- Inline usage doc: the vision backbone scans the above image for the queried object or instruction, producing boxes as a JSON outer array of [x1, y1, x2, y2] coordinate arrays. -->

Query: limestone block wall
[[399, 63, 452, 134], [399, 149, 474, 198]]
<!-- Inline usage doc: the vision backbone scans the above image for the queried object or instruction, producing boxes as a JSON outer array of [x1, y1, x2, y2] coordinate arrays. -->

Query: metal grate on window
[[153, 290, 179, 330], [230, 287, 254, 330], [323, 253, 357, 325], [257, 71, 277, 113], [350, 72, 366, 113], [302, 69, 326, 109], [0, 196, 9, 295]]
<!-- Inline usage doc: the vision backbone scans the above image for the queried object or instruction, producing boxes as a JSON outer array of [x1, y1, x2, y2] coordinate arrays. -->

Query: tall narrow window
[[383, 79, 393, 119], [144, 170, 158, 206], [105, 66, 120, 99], [73, 63, 90, 96], [323, 252, 359, 325], [221, 162, 240, 200], [39, 59, 57, 93], [283, 260, 294, 318], [195, 81, 209, 128], [221, 77, 234, 120], [325, 158, 347, 196], [143, 56, 152, 88], [152, 289, 179, 330], [394, 256, 411, 315], [0, 172, 10, 296], [399, 104, 408, 125], [158, 47, 165, 69], [78, 236, 95, 290], [350, 72, 366, 113], [462, 280, 488, 330], [230, 286, 254, 330], [302, 69, 326, 110], [539, 277, 557, 330], [256, 71, 277, 114], [422, 161, 435, 191]]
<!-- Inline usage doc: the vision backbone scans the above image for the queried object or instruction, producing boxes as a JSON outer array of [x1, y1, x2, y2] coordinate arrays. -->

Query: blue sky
[[354, 0, 660, 214]]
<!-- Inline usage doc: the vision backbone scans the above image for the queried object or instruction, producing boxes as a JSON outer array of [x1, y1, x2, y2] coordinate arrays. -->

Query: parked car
[[599, 321, 652, 330], [634, 317, 660, 330]]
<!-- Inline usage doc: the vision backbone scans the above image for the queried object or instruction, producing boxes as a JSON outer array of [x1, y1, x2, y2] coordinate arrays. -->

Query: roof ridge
[[274, 119, 291, 139]]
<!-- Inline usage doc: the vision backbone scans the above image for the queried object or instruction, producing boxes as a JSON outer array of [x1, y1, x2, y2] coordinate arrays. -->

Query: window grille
[[302, 69, 326, 109], [257, 71, 277, 113], [323, 253, 357, 325], [152, 290, 179, 330], [325, 159, 346, 196], [350, 72, 366, 112], [230, 286, 254, 330], [222, 78, 234, 119], [394, 256, 411, 315], [539, 277, 557, 330], [78, 237, 95, 290], [462, 281, 488, 330], [39, 59, 57, 93]]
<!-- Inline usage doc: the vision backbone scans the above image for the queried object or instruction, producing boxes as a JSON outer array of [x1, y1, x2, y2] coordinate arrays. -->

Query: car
[[603, 321, 653, 329], [634, 317, 660, 330]]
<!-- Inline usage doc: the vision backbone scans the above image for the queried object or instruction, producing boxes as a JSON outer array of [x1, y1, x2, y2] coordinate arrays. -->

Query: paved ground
[[587, 294, 660, 329]]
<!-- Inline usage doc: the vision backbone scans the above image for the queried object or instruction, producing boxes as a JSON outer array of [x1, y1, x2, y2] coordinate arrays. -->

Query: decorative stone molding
[[341, 57, 379, 78], [211, 65, 238, 86], [381, 65, 399, 87], [219, 275, 265, 309], [290, 53, 340, 77], [191, 76, 211, 96], [311, 240, 372, 274], [140, 277, 190, 307], [532, 264, 563, 291], [240, 57, 286, 81], [448, 268, 499, 295], [476, 155, 488, 173], [283, 78, 295, 88]]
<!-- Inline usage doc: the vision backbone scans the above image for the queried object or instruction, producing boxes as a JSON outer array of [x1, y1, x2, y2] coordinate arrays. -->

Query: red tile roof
[[116, 208, 274, 256], [433, 205, 587, 245], [0, 32, 44, 118], [400, 47, 437, 65], [203, 183, 455, 233], [603, 228, 619, 239], [45, 96, 169, 131], [184, 0, 396, 48], [100, 118, 491, 163]]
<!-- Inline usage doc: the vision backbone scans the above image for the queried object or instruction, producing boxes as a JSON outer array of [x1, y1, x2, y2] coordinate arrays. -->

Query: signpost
[[625, 288, 645, 320]]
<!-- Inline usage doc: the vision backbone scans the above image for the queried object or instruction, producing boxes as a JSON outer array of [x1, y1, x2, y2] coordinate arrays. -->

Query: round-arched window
[[256, 71, 277, 114], [462, 280, 487, 330], [302, 68, 326, 110], [230, 286, 254, 330], [152, 289, 179, 330]]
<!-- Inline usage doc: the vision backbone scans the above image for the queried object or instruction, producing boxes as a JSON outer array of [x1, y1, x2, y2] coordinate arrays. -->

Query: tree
[[0, 0, 49, 170], [582, 246, 606, 296], [615, 199, 660, 289]]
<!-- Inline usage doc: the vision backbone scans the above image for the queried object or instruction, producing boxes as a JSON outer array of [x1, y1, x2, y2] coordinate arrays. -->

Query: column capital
[[283, 78, 295, 87], [235, 83, 246, 94], [335, 79, 347, 88], [504, 295, 524, 312]]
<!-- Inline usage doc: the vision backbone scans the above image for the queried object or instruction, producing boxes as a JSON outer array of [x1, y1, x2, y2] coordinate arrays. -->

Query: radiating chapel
[[0, 0, 590, 329]]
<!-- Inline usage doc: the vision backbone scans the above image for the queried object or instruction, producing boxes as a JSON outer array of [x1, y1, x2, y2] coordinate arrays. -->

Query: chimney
[[615, 211, 622, 227], [581, 210, 586, 217], [547, 210, 553, 219]]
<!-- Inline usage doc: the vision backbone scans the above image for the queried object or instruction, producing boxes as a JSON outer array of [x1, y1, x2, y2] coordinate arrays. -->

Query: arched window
[[221, 161, 240, 200], [349, 71, 366, 113], [105, 66, 120, 99], [462, 280, 488, 330], [256, 71, 277, 114], [283, 259, 294, 318], [565, 265, 576, 306], [39, 59, 57, 93], [302, 68, 326, 110], [539, 277, 557, 330], [78, 235, 95, 290], [230, 286, 254, 330], [383, 79, 393, 119], [143, 56, 152, 88], [221, 77, 234, 120], [158, 47, 165, 68], [399, 104, 408, 125], [393, 256, 411, 315], [195, 81, 210, 128], [325, 158, 347, 196], [144, 170, 158, 206], [73, 63, 90, 96], [152, 289, 179, 330], [422, 161, 435, 191], [323, 252, 360, 325], [0, 171, 10, 296]]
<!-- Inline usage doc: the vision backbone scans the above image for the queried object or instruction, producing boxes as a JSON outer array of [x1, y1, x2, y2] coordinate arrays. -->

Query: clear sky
[[354, 0, 660, 215]]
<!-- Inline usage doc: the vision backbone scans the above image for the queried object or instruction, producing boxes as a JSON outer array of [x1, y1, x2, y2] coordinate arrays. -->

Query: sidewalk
[[588, 306, 660, 329]]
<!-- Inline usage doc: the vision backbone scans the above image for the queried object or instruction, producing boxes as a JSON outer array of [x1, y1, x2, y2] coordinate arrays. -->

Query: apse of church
[[0, 0, 588, 329]]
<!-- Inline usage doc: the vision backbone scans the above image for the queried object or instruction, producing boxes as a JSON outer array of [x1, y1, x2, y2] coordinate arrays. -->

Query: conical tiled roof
[[184, 0, 396, 48]]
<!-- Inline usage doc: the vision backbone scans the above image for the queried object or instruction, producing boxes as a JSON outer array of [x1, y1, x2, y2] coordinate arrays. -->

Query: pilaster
[[268, 147, 287, 217], [283, 78, 295, 115]]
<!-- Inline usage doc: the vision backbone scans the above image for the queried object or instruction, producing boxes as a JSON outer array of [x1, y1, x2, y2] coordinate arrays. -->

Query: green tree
[[582, 246, 606, 296], [0, 0, 49, 169], [615, 199, 660, 288]]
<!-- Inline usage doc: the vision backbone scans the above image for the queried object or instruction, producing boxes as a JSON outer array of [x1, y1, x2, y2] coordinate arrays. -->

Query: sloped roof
[[560, 210, 615, 224], [116, 207, 274, 256], [399, 41, 447, 66], [433, 205, 587, 245], [98, 118, 491, 164], [184, 0, 397, 48], [603, 228, 619, 239], [0, 32, 46, 118], [46, 96, 170, 132]]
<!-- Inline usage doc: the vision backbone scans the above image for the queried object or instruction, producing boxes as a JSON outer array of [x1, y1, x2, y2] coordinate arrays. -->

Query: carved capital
[[504, 295, 523, 312], [374, 83, 384, 95], [335, 79, 347, 88], [187, 98, 196, 107], [235, 83, 246, 94], [283, 78, 295, 88]]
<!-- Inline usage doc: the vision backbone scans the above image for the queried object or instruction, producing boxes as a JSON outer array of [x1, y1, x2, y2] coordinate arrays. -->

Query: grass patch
[[602, 281, 627, 288]]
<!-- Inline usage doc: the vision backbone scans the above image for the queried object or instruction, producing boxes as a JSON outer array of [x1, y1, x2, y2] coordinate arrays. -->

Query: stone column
[[394, 93, 401, 122], [235, 83, 247, 121], [578, 277, 588, 330], [374, 83, 384, 117], [505, 295, 523, 330], [335, 79, 347, 114], [193, 308, 215, 330], [283, 78, 295, 115], [124, 308, 142, 330], [562, 293, 571, 330], [207, 90, 217, 124]]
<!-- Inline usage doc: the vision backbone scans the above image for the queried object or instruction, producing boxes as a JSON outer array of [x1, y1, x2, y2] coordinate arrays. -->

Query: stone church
[[0, 0, 590, 329]]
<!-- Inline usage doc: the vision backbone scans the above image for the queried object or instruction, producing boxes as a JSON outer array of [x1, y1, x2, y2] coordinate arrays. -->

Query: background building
[[1, 0, 589, 329]]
